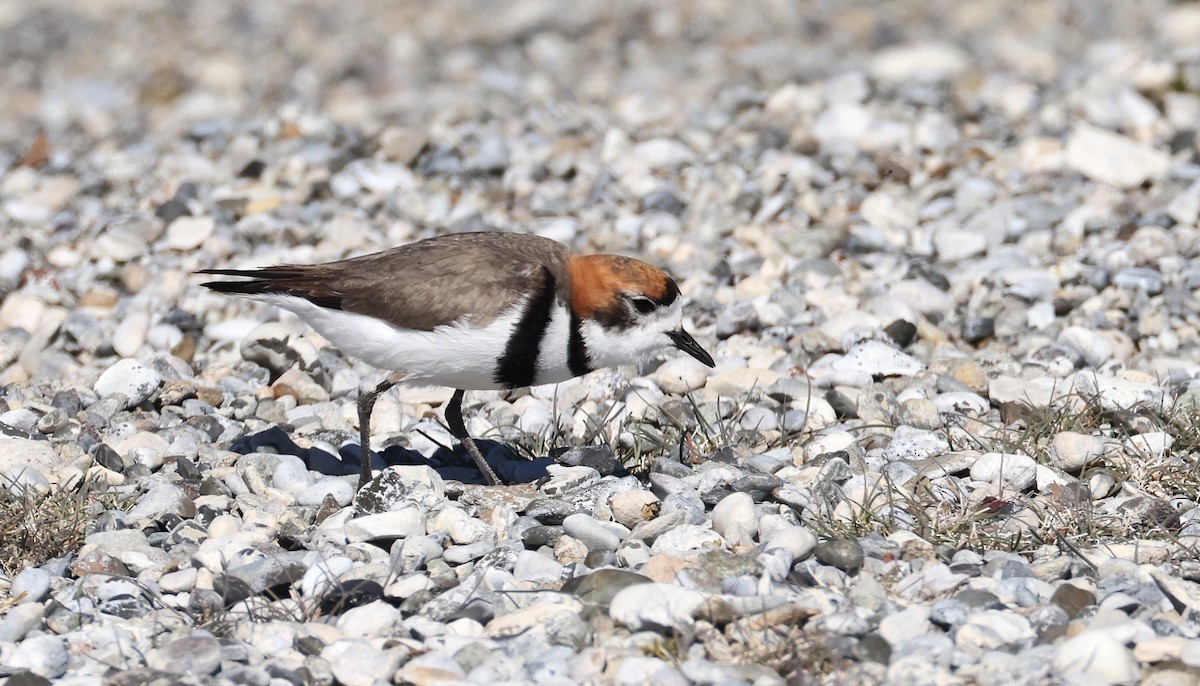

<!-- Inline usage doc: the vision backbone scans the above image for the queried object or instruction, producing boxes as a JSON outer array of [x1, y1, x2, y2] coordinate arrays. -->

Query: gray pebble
[[814, 539, 865, 574]]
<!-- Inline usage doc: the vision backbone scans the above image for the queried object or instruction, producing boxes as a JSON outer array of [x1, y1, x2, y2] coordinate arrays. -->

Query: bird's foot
[[461, 434, 503, 486]]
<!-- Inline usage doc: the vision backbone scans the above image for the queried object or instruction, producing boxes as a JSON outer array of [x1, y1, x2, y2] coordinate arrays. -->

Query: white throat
[[578, 316, 676, 370]]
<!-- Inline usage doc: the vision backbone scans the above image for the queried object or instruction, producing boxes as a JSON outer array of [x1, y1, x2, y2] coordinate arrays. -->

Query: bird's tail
[[197, 267, 344, 309]]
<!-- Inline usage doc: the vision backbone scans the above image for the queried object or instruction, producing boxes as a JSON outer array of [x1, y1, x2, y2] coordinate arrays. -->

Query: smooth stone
[[869, 42, 969, 83], [1065, 123, 1169, 188], [426, 506, 495, 545], [512, 550, 565, 584], [963, 317, 995, 344], [1113, 267, 1164, 294], [556, 445, 622, 476], [705, 367, 781, 397], [345, 505, 426, 542], [521, 525, 564, 548], [735, 406, 775, 432], [271, 456, 316, 494], [898, 398, 941, 429], [0, 438, 60, 491], [882, 426, 950, 461], [562, 513, 624, 551], [1053, 631, 1141, 684], [613, 657, 689, 686], [879, 605, 932, 645], [762, 525, 817, 560], [297, 479, 355, 507], [166, 215, 215, 250], [609, 582, 707, 632], [954, 610, 1036, 657], [1125, 432, 1174, 459], [158, 567, 198, 594], [337, 601, 402, 637], [225, 553, 308, 594], [1049, 432, 1106, 473], [648, 525, 725, 557], [0, 603, 45, 642], [710, 492, 758, 546], [1073, 372, 1171, 413], [609, 490, 661, 529], [8, 635, 69, 678], [111, 310, 150, 357], [323, 640, 407, 686], [354, 464, 445, 512], [146, 633, 222, 675], [714, 301, 760, 339], [11, 567, 52, 603], [93, 359, 163, 408], [561, 569, 653, 608], [829, 340, 924, 377], [932, 392, 989, 417], [125, 484, 196, 523], [933, 227, 987, 261], [654, 357, 711, 394], [443, 541, 493, 564], [969, 452, 1037, 491], [395, 656, 467, 686], [0, 408, 38, 431], [320, 579, 385, 615], [814, 539, 865, 573]]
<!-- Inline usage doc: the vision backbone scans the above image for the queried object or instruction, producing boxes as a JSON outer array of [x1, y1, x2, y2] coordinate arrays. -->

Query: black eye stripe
[[632, 297, 656, 314]]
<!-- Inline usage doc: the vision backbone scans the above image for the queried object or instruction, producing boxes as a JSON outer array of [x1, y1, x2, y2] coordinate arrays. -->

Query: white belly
[[258, 295, 575, 390]]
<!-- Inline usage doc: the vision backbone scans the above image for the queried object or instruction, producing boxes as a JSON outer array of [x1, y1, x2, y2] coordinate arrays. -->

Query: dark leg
[[445, 389, 503, 486], [357, 374, 401, 490]]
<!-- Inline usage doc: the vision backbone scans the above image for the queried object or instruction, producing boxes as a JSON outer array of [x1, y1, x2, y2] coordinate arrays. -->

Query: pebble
[[1053, 631, 1141, 684], [345, 506, 427, 542], [92, 358, 163, 408], [1049, 431, 1106, 472], [111, 310, 151, 357], [710, 492, 757, 548], [146, 633, 223, 675], [609, 583, 707, 632], [0, 439, 60, 492], [2, 6, 1199, 686], [8, 635, 69, 679], [970, 452, 1038, 492], [609, 489, 661, 529], [1065, 123, 1170, 188], [814, 539, 865, 574], [166, 215, 215, 250], [562, 513, 623, 551]]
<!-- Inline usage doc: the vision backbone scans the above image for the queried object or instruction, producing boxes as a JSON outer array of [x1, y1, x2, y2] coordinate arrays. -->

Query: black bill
[[667, 329, 715, 368]]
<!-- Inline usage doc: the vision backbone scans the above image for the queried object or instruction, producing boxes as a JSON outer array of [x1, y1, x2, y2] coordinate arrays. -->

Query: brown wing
[[200, 232, 573, 331]]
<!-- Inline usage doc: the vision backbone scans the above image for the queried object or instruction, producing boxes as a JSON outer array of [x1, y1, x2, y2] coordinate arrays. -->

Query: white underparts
[[258, 294, 580, 390], [259, 294, 523, 390]]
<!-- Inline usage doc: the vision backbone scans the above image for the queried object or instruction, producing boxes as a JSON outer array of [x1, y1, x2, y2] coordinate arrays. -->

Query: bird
[[199, 231, 715, 490]]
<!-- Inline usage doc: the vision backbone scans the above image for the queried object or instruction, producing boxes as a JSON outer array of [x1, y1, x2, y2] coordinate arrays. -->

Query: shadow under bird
[[199, 231, 715, 489]]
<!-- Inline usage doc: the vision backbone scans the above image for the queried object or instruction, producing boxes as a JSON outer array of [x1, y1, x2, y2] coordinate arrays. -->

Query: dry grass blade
[[0, 477, 128, 577]]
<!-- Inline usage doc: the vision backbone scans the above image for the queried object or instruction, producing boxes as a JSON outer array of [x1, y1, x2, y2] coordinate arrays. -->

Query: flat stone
[[1053, 630, 1141, 683], [93, 359, 163, 408], [609, 582, 707, 632], [1065, 123, 1170, 188], [146, 633, 222, 675]]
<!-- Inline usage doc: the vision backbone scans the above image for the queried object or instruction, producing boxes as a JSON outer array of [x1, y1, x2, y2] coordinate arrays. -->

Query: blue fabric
[[229, 426, 554, 484]]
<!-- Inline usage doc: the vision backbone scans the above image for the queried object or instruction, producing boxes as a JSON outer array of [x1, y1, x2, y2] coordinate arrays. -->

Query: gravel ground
[[3, 1, 1200, 684]]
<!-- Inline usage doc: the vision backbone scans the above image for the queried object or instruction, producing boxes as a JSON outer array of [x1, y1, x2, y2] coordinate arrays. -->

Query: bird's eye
[[631, 297, 657, 314]]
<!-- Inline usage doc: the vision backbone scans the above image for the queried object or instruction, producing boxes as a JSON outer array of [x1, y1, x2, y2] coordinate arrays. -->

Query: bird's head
[[567, 254, 715, 371]]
